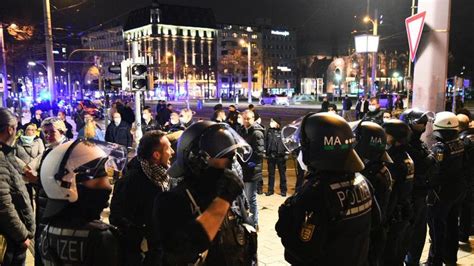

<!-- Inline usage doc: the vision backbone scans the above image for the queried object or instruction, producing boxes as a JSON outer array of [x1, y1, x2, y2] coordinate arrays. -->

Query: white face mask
[[368, 105, 377, 112], [297, 151, 308, 172], [383, 118, 390, 123], [179, 117, 187, 124], [143, 113, 151, 121], [270, 121, 278, 128], [114, 118, 121, 125]]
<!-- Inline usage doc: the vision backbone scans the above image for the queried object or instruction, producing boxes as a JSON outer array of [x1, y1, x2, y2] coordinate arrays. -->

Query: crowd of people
[[0, 94, 473, 266]]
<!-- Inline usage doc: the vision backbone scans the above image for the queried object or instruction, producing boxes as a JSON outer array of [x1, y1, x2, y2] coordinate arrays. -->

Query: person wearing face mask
[[105, 112, 132, 148], [163, 112, 185, 133], [179, 108, 195, 128], [212, 109, 227, 123], [265, 117, 288, 196], [353, 121, 393, 266], [141, 106, 160, 133], [426, 112, 465, 265], [399, 109, 437, 266], [363, 97, 384, 125], [381, 119, 415, 266], [276, 113, 377, 265], [15, 123, 45, 206], [0, 108, 35, 266], [38, 138, 127, 265], [155, 121, 257, 265], [110, 131, 174, 265], [57, 110, 74, 140]]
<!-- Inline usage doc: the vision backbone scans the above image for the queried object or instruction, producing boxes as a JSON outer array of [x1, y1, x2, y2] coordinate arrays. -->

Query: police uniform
[[39, 220, 119, 266], [427, 112, 466, 265], [459, 128, 474, 240], [276, 172, 374, 265], [404, 138, 437, 265], [383, 145, 415, 266]]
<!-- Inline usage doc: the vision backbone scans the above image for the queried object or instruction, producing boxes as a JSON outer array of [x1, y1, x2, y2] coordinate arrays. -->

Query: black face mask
[[72, 184, 111, 221]]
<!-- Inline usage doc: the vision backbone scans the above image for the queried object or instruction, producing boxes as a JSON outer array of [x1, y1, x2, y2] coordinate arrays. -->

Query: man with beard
[[110, 131, 174, 265], [154, 122, 257, 265], [38, 139, 127, 265]]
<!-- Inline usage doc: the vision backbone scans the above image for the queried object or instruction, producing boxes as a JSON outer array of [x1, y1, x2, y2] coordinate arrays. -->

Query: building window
[[252, 34, 258, 39]]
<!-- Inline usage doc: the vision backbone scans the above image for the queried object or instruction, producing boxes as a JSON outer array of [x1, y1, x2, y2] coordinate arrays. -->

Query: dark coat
[[342, 98, 353, 111], [362, 110, 384, 125], [157, 109, 172, 126], [110, 158, 165, 249], [64, 120, 74, 140], [226, 110, 239, 129], [105, 121, 132, 147], [0, 144, 35, 243], [356, 100, 369, 114], [141, 118, 161, 133], [238, 123, 265, 182], [265, 128, 287, 158]]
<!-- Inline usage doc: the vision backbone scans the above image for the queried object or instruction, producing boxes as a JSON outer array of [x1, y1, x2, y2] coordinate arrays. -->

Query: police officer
[[381, 119, 414, 266], [399, 109, 437, 266], [427, 112, 465, 265], [353, 121, 393, 266], [154, 121, 257, 265], [38, 139, 127, 265], [458, 114, 474, 242], [276, 113, 376, 265]]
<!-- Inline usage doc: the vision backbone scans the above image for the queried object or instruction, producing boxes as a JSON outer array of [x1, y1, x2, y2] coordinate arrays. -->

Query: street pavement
[[20, 107, 474, 266]]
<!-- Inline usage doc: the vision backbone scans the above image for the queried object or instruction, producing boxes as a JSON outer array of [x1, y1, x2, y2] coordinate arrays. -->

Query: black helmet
[[167, 121, 252, 178], [353, 121, 393, 163], [399, 109, 434, 128], [382, 119, 411, 144], [282, 113, 364, 173]]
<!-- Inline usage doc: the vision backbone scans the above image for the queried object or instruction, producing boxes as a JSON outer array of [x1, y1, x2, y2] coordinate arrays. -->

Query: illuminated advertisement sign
[[271, 30, 290, 36]]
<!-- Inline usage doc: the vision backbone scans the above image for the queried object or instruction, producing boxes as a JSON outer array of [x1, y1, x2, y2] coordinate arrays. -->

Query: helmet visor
[[281, 116, 304, 152], [74, 140, 128, 182], [213, 125, 253, 163]]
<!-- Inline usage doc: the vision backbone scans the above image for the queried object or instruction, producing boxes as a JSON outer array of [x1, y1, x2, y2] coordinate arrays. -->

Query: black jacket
[[154, 176, 256, 266], [39, 219, 119, 266], [361, 161, 392, 222], [362, 110, 384, 125], [142, 118, 161, 133], [157, 109, 172, 127], [110, 158, 165, 250], [226, 111, 239, 129], [386, 145, 414, 222], [105, 121, 132, 148], [460, 128, 474, 186], [342, 98, 353, 111], [356, 100, 369, 114], [406, 137, 437, 197], [276, 172, 375, 266], [64, 120, 74, 140], [265, 128, 287, 159], [238, 124, 265, 182]]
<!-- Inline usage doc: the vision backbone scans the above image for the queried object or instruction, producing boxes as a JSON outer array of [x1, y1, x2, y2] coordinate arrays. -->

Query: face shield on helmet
[[203, 124, 253, 162], [40, 139, 128, 218], [281, 116, 306, 152]]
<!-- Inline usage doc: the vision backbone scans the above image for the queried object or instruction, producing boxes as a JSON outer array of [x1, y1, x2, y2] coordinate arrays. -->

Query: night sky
[[1, 0, 473, 76]]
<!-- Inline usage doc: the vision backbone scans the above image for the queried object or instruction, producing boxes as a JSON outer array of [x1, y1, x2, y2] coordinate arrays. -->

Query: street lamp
[[363, 15, 379, 97], [166, 52, 177, 100], [239, 39, 253, 103]]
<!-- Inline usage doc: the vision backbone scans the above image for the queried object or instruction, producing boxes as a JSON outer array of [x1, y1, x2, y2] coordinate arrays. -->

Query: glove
[[216, 169, 244, 204], [247, 162, 257, 168]]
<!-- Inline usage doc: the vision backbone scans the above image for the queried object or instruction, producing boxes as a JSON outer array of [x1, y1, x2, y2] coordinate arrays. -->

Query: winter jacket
[[15, 137, 45, 174], [362, 110, 384, 125], [105, 121, 132, 148], [141, 118, 161, 133], [265, 128, 287, 159], [238, 123, 265, 182], [0, 143, 35, 243]]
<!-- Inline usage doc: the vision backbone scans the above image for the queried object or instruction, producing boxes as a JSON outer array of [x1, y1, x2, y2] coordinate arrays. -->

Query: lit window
[[252, 34, 258, 39]]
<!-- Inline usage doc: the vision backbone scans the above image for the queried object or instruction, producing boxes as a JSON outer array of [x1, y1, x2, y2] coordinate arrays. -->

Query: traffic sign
[[406, 11, 427, 62]]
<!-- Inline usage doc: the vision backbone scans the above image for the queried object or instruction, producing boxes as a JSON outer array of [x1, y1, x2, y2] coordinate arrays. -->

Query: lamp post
[[42, 0, 56, 104], [166, 52, 177, 100], [240, 39, 252, 103], [406, 0, 417, 108], [364, 14, 379, 97]]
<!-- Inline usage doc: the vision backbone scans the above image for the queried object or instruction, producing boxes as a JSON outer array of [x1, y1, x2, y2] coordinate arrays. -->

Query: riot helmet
[[167, 121, 252, 178], [282, 113, 364, 173], [382, 119, 411, 145], [432, 111, 459, 140], [399, 109, 434, 134], [40, 138, 127, 219], [353, 121, 393, 163]]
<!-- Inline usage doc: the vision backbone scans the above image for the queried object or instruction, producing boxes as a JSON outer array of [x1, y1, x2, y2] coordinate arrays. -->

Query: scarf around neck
[[139, 158, 170, 191]]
